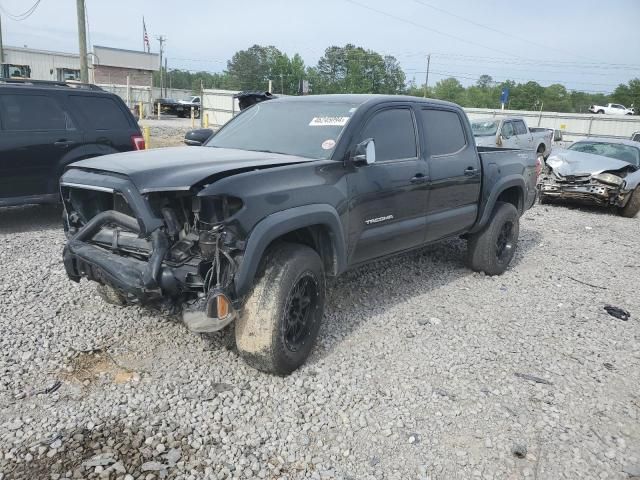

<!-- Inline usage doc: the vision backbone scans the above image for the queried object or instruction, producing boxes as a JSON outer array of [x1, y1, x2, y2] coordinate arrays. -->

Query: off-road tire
[[619, 187, 640, 218], [597, 110, 605, 114], [467, 201, 520, 275], [235, 242, 325, 375], [96, 284, 127, 306]]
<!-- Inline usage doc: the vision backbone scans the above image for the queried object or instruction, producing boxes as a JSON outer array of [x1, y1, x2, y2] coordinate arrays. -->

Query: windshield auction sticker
[[309, 116, 350, 126]]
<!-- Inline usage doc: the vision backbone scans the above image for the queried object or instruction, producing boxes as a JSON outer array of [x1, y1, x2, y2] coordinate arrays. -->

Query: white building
[[2, 45, 81, 81], [1, 45, 159, 86]]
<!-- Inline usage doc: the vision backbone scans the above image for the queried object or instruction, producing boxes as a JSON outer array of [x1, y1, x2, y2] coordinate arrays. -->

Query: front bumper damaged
[[60, 169, 241, 333], [63, 211, 174, 302], [538, 177, 630, 206]]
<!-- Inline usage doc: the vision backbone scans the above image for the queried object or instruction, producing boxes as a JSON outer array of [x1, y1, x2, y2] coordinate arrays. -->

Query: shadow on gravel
[[539, 199, 627, 218], [1, 420, 196, 479], [0, 204, 63, 234], [312, 227, 541, 361]]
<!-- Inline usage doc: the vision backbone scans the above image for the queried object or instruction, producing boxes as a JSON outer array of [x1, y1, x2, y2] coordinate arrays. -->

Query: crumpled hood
[[546, 149, 636, 176], [68, 146, 314, 193]]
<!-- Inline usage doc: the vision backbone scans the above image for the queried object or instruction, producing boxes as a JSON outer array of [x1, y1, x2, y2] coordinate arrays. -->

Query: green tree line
[[154, 44, 639, 114]]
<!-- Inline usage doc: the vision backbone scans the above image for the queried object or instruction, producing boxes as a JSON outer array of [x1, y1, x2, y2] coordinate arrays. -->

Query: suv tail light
[[131, 134, 146, 150]]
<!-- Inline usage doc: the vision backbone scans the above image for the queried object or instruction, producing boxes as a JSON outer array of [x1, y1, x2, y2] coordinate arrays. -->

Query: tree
[[432, 77, 465, 104], [476, 74, 494, 89], [226, 45, 285, 91], [612, 78, 640, 111], [308, 44, 405, 95]]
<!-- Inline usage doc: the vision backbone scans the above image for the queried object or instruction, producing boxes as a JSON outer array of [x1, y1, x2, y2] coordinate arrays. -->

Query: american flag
[[143, 17, 150, 53]]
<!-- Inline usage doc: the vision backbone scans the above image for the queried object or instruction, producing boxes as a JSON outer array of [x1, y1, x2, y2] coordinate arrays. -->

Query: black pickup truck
[[61, 95, 540, 374]]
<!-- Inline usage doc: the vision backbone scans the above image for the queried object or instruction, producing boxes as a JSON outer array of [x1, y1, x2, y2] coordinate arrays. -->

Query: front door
[[347, 105, 428, 264], [500, 120, 518, 149], [513, 119, 533, 150], [0, 92, 80, 201], [419, 107, 481, 242]]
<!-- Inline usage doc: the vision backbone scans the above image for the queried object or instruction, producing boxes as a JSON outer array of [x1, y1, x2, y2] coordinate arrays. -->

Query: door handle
[[464, 167, 479, 176], [54, 140, 75, 147], [410, 173, 429, 184]]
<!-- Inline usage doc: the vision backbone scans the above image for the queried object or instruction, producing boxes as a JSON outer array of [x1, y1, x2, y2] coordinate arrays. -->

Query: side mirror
[[184, 128, 214, 146], [353, 138, 376, 165]]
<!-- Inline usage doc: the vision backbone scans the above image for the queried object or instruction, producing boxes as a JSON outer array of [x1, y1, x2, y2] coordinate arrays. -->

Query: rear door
[[0, 91, 81, 200], [68, 94, 139, 153], [347, 104, 428, 264], [419, 107, 481, 242]]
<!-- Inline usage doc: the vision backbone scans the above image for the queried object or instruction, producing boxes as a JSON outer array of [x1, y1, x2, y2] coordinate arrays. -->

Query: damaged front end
[[538, 151, 639, 208], [61, 170, 245, 333], [538, 168, 633, 207]]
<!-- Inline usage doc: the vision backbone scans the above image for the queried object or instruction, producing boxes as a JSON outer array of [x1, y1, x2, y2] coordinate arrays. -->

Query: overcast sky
[[2, 0, 639, 93]]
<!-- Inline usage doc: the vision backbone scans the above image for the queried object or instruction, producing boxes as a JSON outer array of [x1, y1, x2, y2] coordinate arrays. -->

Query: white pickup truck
[[588, 103, 635, 115], [471, 117, 553, 158]]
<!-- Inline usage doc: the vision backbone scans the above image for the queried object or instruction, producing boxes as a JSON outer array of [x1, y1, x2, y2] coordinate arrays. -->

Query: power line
[[0, 0, 41, 21], [411, 0, 596, 62], [343, 0, 526, 59]]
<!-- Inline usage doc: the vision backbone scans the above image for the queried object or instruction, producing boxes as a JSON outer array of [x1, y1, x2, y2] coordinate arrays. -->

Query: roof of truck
[[271, 94, 460, 109]]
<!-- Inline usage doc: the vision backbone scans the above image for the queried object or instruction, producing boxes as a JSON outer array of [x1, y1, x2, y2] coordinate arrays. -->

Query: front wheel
[[619, 187, 640, 218], [467, 201, 520, 275], [235, 243, 325, 375]]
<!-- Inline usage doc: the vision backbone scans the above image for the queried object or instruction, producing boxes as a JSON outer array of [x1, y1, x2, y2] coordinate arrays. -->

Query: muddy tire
[[96, 284, 127, 306], [235, 242, 325, 375], [619, 187, 640, 218], [467, 201, 520, 276]]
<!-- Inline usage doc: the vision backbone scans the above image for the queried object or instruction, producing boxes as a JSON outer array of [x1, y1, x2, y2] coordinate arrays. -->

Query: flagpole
[[142, 17, 145, 52]]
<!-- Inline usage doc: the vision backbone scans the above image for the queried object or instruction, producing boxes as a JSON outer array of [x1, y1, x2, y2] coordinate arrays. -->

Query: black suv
[[0, 79, 144, 207]]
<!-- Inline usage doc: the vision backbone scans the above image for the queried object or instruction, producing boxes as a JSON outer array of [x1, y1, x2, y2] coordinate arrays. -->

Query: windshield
[[207, 100, 359, 159], [568, 141, 640, 166], [471, 119, 499, 137]]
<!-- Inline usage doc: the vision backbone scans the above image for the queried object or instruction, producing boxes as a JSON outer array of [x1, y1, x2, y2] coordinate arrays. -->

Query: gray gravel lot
[[0, 203, 639, 480]]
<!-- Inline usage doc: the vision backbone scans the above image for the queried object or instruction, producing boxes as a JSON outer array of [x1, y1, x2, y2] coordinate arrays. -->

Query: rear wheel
[[597, 110, 605, 114], [619, 187, 640, 218], [235, 243, 325, 375], [467, 201, 520, 275]]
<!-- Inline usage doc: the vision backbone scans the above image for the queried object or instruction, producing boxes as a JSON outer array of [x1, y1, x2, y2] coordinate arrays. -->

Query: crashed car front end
[[61, 168, 246, 334], [538, 150, 640, 208]]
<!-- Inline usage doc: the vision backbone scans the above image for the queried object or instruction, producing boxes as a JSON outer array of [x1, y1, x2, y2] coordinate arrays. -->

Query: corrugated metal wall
[[3, 47, 80, 81]]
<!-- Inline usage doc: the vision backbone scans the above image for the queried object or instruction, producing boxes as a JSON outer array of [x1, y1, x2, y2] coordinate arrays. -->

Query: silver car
[[538, 137, 640, 217]]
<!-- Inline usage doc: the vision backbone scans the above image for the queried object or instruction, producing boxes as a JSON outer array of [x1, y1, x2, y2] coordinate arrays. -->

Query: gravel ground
[[139, 117, 196, 149], [0, 203, 639, 480]]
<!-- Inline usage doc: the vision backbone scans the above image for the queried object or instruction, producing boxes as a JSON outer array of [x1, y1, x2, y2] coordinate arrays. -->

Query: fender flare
[[471, 175, 525, 234], [234, 204, 347, 298]]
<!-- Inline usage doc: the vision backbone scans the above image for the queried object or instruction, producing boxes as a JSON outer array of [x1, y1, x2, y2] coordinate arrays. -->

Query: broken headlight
[[593, 173, 624, 187]]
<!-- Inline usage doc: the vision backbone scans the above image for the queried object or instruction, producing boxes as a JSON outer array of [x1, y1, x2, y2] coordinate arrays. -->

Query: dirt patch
[[60, 350, 138, 386]]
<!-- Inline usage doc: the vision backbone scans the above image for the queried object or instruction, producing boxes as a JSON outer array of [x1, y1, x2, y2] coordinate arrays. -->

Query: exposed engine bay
[[538, 149, 640, 208], [62, 185, 245, 333]]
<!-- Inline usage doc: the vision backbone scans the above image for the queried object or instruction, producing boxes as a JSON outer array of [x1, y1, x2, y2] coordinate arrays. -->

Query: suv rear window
[[0, 94, 69, 131], [69, 95, 130, 130]]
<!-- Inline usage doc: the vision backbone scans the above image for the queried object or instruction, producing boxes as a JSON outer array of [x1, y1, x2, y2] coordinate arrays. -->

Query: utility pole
[[156, 35, 166, 96], [423, 54, 431, 98], [0, 14, 5, 72], [76, 0, 89, 83], [164, 57, 167, 97]]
